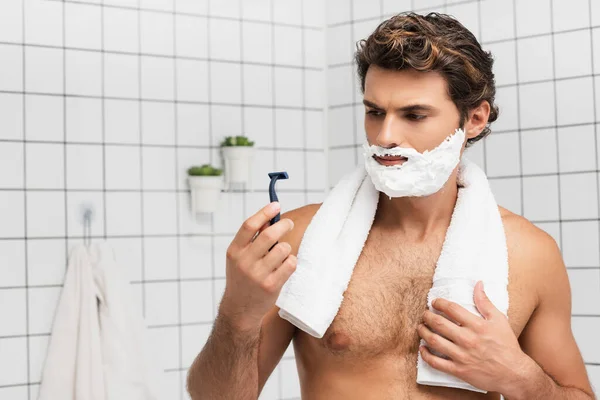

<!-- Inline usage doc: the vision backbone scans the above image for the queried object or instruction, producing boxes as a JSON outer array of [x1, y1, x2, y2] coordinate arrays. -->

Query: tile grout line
[[301, 0, 308, 205], [21, 0, 31, 396], [238, 0, 249, 255], [172, 1, 184, 398], [101, 0, 107, 240], [136, 0, 147, 333], [238, 0, 244, 156], [549, 0, 564, 251], [62, 0, 68, 282], [0, 39, 324, 72], [0, 187, 325, 194], [588, 0, 600, 321], [0, 210, 599, 239], [270, 0, 277, 208], [0, 88, 324, 104], [477, 0, 487, 176], [349, 0, 357, 167], [510, 0, 524, 217], [42, 0, 324, 30], [327, 0, 478, 28], [206, 3, 218, 383], [0, 138, 326, 151], [322, 1, 330, 196]]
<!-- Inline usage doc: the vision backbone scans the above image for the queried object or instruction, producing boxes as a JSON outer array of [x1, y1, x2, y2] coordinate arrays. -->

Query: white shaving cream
[[362, 128, 466, 198]]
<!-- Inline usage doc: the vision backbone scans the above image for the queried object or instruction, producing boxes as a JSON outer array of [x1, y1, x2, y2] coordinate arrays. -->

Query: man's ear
[[464, 100, 491, 140]]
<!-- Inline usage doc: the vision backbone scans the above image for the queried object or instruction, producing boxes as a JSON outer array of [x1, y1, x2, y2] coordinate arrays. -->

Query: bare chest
[[317, 229, 444, 359], [298, 226, 534, 361]]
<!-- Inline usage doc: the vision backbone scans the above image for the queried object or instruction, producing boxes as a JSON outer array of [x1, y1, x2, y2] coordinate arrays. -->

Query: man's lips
[[374, 155, 408, 166]]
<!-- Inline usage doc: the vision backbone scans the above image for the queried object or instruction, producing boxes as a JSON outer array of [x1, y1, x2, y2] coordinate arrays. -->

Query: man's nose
[[375, 114, 406, 148]]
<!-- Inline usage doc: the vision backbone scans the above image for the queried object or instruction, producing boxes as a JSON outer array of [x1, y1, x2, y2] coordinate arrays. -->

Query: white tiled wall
[[0, 0, 324, 399], [326, 0, 600, 394]]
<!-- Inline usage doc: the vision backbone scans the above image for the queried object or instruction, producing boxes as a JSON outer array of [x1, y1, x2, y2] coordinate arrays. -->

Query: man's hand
[[417, 281, 529, 395], [219, 201, 297, 331]]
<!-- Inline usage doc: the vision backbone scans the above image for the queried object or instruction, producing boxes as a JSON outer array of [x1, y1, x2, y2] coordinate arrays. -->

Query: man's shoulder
[[499, 206, 565, 303], [281, 202, 322, 222], [498, 206, 560, 258], [279, 203, 322, 256]]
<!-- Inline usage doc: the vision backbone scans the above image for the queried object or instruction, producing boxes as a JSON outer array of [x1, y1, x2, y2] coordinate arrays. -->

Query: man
[[186, 12, 595, 400]]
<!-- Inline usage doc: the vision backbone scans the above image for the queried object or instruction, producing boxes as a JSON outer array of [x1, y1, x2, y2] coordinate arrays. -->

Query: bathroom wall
[[326, 0, 600, 394], [0, 0, 325, 399]]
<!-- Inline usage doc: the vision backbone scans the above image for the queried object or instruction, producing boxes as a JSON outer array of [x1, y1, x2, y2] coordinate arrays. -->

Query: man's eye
[[366, 110, 384, 117], [407, 114, 426, 121]]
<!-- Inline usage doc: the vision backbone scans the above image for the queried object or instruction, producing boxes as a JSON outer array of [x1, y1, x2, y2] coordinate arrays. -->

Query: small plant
[[187, 164, 223, 214], [187, 164, 223, 176], [221, 135, 254, 147]]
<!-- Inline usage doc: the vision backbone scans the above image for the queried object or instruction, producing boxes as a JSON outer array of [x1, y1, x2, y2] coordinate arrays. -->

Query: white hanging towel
[[275, 158, 509, 393], [38, 241, 163, 400]]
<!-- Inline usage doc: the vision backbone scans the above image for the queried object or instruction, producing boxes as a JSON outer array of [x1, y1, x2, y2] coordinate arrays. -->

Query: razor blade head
[[268, 171, 289, 180]]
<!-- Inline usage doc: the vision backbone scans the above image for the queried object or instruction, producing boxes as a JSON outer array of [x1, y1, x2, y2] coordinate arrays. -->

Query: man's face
[[362, 65, 465, 166]]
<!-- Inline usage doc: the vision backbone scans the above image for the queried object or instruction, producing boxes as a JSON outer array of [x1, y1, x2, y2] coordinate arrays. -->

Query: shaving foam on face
[[362, 128, 465, 198]]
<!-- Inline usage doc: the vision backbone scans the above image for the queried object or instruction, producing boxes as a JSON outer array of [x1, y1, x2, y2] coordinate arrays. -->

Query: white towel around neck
[[275, 157, 509, 393]]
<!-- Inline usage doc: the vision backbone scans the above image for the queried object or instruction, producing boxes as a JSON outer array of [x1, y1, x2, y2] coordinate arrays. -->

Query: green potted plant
[[220, 135, 255, 187], [187, 164, 223, 213]]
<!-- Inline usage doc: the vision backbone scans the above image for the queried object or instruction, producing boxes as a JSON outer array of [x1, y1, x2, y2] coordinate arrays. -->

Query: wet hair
[[355, 12, 499, 147]]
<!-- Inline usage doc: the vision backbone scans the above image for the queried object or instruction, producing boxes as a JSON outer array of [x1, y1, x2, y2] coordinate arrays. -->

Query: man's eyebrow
[[362, 99, 435, 112]]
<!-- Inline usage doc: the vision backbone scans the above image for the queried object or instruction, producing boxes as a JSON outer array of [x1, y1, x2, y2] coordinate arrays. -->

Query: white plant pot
[[188, 175, 223, 214], [221, 146, 255, 187]]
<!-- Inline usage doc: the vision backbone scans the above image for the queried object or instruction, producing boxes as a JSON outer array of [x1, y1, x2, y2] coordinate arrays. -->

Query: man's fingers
[[422, 310, 463, 345], [251, 221, 270, 243], [473, 281, 498, 320], [266, 254, 297, 289], [232, 202, 281, 249], [254, 241, 293, 278], [247, 218, 294, 261], [432, 298, 482, 329], [420, 345, 457, 376], [418, 323, 462, 361]]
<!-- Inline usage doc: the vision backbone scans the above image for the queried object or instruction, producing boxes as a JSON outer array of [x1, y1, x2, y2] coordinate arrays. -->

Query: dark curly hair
[[355, 12, 499, 147]]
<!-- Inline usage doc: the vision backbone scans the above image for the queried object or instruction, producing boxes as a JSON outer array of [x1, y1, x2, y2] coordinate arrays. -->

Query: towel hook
[[79, 203, 95, 247]]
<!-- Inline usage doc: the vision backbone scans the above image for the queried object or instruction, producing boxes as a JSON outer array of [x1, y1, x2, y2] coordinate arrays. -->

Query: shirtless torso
[[263, 203, 541, 400]]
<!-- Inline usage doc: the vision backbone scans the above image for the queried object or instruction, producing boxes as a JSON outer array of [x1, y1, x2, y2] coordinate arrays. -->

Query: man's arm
[[257, 306, 296, 394], [509, 227, 595, 399], [186, 311, 263, 400], [186, 204, 320, 399], [186, 305, 296, 400]]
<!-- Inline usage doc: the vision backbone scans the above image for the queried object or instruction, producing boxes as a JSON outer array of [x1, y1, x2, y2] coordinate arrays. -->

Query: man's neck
[[373, 170, 459, 241]]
